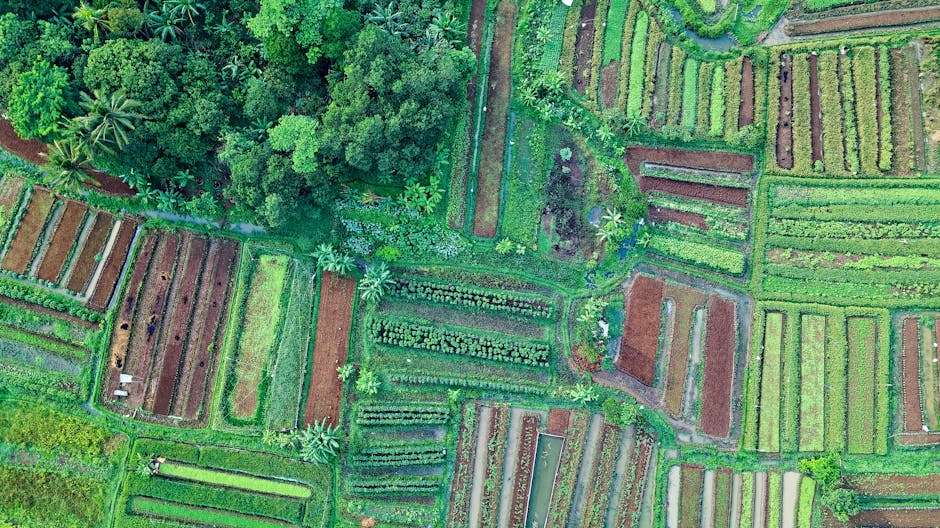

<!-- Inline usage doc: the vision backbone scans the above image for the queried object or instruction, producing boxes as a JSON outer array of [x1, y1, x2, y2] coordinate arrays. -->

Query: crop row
[[345, 499, 439, 527], [546, 412, 589, 528], [158, 462, 311, 499], [767, 218, 940, 239], [648, 192, 748, 241], [385, 369, 551, 395], [580, 425, 622, 528], [389, 277, 553, 318], [647, 234, 746, 275], [369, 317, 551, 366], [641, 165, 751, 189], [355, 403, 450, 426], [447, 404, 478, 527], [479, 405, 510, 527], [350, 441, 447, 467], [129, 497, 286, 528]]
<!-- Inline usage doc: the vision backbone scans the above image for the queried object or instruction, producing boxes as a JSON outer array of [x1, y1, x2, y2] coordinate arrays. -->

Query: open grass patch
[[157, 462, 311, 499], [130, 497, 291, 528]]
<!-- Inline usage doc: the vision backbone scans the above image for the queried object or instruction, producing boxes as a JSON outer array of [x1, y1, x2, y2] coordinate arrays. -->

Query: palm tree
[[367, 1, 405, 36], [358, 262, 394, 303], [166, 0, 206, 24], [76, 90, 144, 155], [44, 139, 93, 191], [148, 6, 185, 42], [330, 254, 355, 276], [296, 420, 341, 464], [73, 2, 108, 42]]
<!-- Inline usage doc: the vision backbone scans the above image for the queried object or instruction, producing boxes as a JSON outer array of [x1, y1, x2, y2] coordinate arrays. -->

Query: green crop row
[[369, 317, 551, 366], [841, 55, 861, 174], [602, 0, 629, 64], [771, 205, 940, 223], [681, 58, 700, 131], [615, 0, 641, 111], [129, 497, 288, 528], [853, 47, 880, 174], [647, 233, 745, 275], [350, 441, 446, 467], [626, 11, 650, 119], [846, 317, 877, 454], [818, 51, 848, 175], [798, 315, 826, 452], [792, 54, 813, 174], [767, 473, 782, 528], [157, 462, 311, 499], [356, 403, 450, 426], [666, 46, 686, 127], [641, 165, 751, 189], [346, 475, 439, 496], [389, 276, 554, 318], [648, 192, 748, 236], [771, 184, 940, 207], [723, 58, 742, 142], [709, 65, 725, 137], [696, 61, 714, 136], [797, 477, 815, 528], [641, 21, 663, 119], [877, 46, 893, 173], [0, 276, 101, 322], [540, 2, 570, 70], [345, 499, 439, 526], [766, 218, 940, 240], [587, 0, 610, 108], [384, 369, 550, 396], [0, 353, 83, 402]]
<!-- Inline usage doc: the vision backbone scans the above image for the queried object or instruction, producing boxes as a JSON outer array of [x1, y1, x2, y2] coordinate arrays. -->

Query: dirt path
[[682, 308, 706, 421], [497, 407, 525, 528], [730, 473, 743, 528], [753, 472, 768, 528], [637, 443, 659, 528], [468, 405, 494, 528], [781, 472, 802, 528], [702, 470, 716, 528], [604, 426, 636, 527], [566, 413, 603, 527], [666, 465, 681, 528]]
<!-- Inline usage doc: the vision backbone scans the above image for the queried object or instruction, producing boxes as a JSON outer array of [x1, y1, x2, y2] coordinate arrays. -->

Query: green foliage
[[355, 403, 450, 426], [602, 0, 628, 64], [130, 497, 287, 528], [355, 368, 380, 396], [0, 403, 111, 461], [350, 440, 446, 467], [358, 262, 395, 304], [647, 233, 745, 275], [681, 58, 699, 131], [708, 64, 725, 137], [346, 475, 439, 495], [567, 382, 598, 404], [345, 499, 439, 526], [158, 462, 311, 498], [820, 487, 860, 522], [8, 59, 66, 139], [398, 175, 443, 215], [388, 276, 554, 318], [297, 419, 342, 464], [0, 465, 106, 528], [625, 11, 649, 119], [798, 454, 842, 489], [601, 396, 639, 426], [249, 0, 360, 65]]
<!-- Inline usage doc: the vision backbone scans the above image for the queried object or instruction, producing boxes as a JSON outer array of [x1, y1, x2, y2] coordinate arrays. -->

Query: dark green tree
[[248, 0, 361, 65], [8, 59, 68, 139]]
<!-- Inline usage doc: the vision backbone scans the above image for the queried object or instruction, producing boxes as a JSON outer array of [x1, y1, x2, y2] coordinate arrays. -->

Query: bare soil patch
[[808, 54, 824, 164], [303, 271, 356, 426], [65, 212, 114, 293], [851, 508, 940, 526], [547, 408, 571, 435], [649, 207, 708, 231], [739, 57, 755, 128], [700, 296, 737, 438], [787, 5, 940, 36], [663, 284, 705, 417], [625, 146, 754, 175], [472, 0, 517, 238], [776, 54, 795, 170], [573, 0, 597, 94], [640, 177, 749, 207], [847, 474, 940, 495], [600, 62, 620, 109], [2, 188, 54, 274], [0, 119, 44, 164], [617, 275, 665, 386], [901, 317, 923, 433], [36, 200, 86, 282], [88, 218, 139, 310]]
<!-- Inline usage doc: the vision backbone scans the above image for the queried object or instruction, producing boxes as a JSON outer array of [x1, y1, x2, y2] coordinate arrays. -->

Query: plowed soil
[[36, 201, 86, 282], [303, 271, 356, 426], [65, 212, 114, 293], [149, 236, 208, 416], [808, 54, 823, 164], [547, 408, 571, 435], [739, 57, 755, 128], [776, 54, 795, 170], [787, 5, 940, 36], [617, 275, 665, 386], [508, 414, 540, 527], [700, 295, 737, 438], [679, 465, 705, 528], [640, 177, 749, 207], [663, 284, 705, 417], [472, 0, 517, 238], [2, 188, 54, 274], [600, 62, 620, 109], [175, 239, 238, 420], [87, 218, 139, 310], [649, 207, 708, 231], [625, 146, 754, 175], [573, 0, 597, 94], [848, 474, 940, 495], [851, 509, 940, 526], [901, 317, 923, 433]]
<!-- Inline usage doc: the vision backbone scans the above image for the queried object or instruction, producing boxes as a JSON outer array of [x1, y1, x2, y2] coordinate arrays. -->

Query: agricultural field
[[1, 0, 940, 526]]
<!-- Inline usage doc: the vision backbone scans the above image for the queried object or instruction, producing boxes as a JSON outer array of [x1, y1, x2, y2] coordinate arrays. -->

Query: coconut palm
[[44, 139, 93, 191], [358, 262, 394, 303], [76, 90, 144, 155], [147, 6, 185, 42], [166, 0, 206, 24], [297, 420, 341, 464], [367, 1, 405, 36]]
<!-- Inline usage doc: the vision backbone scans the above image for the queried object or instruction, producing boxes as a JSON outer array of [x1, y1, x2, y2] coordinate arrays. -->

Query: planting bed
[[508, 414, 540, 527], [303, 271, 355, 426], [617, 274, 664, 385], [786, 5, 940, 35], [896, 314, 940, 445], [572, 0, 597, 94]]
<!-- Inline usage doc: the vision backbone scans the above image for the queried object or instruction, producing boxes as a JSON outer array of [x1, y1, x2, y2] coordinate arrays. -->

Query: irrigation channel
[[524, 433, 565, 527]]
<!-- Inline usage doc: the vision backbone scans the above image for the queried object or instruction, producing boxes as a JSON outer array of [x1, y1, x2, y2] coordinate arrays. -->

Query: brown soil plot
[[901, 317, 923, 433], [848, 473, 940, 496], [572, 0, 597, 94], [600, 62, 620, 109], [678, 465, 704, 528], [36, 201, 86, 283], [700, 296, 737, 438], [787, 5, 940, 36], [65, 212, 114, 293], [648, 207, 708, 231], [663, 284, 705, 417], [808, 54, 824, 164], [850, 509, 940, 527], [625, 146, 755, 175], [0, 118, 45, 165], [547, 408, 571, 435], [303, 271, 356, 426], [471, 0, 517, 238], [776, 54, 795, 170], [2, 188, 55, 275], [641, 177, 749, 207], [87, 218, 139, 310], [739, 56, 755, 128], [617, 275, 665, 386]]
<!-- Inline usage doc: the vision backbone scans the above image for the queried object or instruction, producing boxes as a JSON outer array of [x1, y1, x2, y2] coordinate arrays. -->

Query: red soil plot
[[901, 317, 923, 433], [471, 0, 517, 238], [640, 177, 749, 207], [600, 62, 620, 109], [148, 236, 208, 416], [617, 275, 665, 386], [848, 474, 940, 496], [625, 146, 755, 175], [509, 414, 540, 527], [776, 54, 795, 170], [700, 295, 737, 438], [808, 54, 823, 164], [2, 188, 54, 275], [303, 271, 356, 426], [850, 509, 940, 527], [65, 212, 114, 293], [36, 200, 87, 283], [173, 239, 239, 420], [739, 56, 755, 128], [787, 5, 940, 36], [572, 0, 597, 94], [87, 218, 139, 310], [648, 207, 708, 231], [546, 408, 571, 435]]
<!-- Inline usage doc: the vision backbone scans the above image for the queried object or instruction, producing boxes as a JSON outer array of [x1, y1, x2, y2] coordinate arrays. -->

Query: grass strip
[[157, 462, 311, 499], [758, 312, 783, 453], [799, 315, 826, 452], [130, 497, 291, 528]]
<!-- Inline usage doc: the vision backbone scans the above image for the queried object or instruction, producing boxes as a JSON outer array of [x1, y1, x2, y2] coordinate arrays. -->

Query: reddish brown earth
[[616, 434, 654, 528], [175, 239, 238, 420], [65, 212, 114, 293], [700, 295, 736, 438], [850, 509, 940, 527], [897, 431, 940, 445], [149, 236, 208, 416], [104, 234, 158, 401], [640, 177, 749, 207], [547, 408, 571, 435], [303, 271, 356, 426], [679, 465, 705, 528], [509, 414, 540, 527], [625, 146, 755, 175], [36, 201, 86, 283], [808, 54, 824, 164], [787, 5, 940, 36], [447, 402, 480, 527], [471, 0, 517, 238], [648, 207, 708, 231], [2, 188, 54, 274], [122, 234, 180, 410], [572, 0, 597, 94], [663, 284, 705, 417], [617, 275, 665, 386], [87, 218, 139, 310], [776, 54, 795, 170], [600, 62, 620, 109], [848, 474, 940, 495], [901, 317, 923, 433], [739, 57, 755, 128]]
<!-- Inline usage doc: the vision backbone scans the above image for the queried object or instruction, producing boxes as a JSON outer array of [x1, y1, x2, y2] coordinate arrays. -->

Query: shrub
[[0, 402, 111, 460], [388, 276, 554, 318], [8, 59, 67, 139], [350, 441, 446, 467], [356, 403, 450, 426]]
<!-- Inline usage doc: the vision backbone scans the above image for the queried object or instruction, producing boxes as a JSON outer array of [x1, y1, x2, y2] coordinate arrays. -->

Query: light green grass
[[648, 234, 744, 275], [708, 65, 725, 137], [846, 317, 876, 454], [157, 462, 311, 499], [699, 0, 716, 14], [853, 47, 879, 174], [626, 11, 650, 119], [797, 477, 816, 528], [758, 312, 783, 453], [739, 473, 754, 528], [602, 0, 629, 64], [130, 497, 291, 528], [799, 315, 826, 452], [681, 58, 699, 131], [767, 473, 782, 528]]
